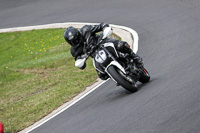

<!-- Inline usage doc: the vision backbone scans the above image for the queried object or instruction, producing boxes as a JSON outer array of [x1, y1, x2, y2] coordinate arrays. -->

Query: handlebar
[[87, 33, 104, 56]]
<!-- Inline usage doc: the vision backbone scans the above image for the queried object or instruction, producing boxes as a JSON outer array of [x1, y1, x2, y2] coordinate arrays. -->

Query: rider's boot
[[132, 79, 137, 88], [96, 70, 109, 80]]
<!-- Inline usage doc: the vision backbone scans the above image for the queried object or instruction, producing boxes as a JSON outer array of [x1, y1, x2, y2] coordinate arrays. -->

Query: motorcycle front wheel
[[107, 66, 138, 92]]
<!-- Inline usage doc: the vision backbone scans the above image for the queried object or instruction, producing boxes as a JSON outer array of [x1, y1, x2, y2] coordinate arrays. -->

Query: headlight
[[95, 50, 107, 63]]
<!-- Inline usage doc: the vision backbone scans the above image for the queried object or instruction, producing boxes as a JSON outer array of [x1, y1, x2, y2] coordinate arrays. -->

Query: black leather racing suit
[[70, 22, 141, 80]]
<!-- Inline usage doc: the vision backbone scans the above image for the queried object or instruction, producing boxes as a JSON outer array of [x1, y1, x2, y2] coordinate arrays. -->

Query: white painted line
[[23, 79, 108, 133], [1, 22, 139, 132]]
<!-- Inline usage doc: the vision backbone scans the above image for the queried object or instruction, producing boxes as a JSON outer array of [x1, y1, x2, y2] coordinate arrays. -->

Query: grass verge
[[0, 28, 120, 133]]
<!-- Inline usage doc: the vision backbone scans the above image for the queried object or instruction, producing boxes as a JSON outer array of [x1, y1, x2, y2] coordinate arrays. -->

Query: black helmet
[[64, 26, 82, 47]]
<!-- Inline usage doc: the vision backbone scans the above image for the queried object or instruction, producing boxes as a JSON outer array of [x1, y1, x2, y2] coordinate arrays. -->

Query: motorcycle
[[75, 27, 150, 92]]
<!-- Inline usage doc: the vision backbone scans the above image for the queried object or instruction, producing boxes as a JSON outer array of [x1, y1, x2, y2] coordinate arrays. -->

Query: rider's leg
[[115, 41, 143, 65]]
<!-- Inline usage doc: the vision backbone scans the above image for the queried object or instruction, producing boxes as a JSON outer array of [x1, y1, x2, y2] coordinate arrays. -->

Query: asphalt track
[[1, 0, 200, 133]]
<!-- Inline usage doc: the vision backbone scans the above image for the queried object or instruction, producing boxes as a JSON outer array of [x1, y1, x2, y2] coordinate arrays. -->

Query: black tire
[[139, 67, 150, 83], [107, 66, 137, 92]]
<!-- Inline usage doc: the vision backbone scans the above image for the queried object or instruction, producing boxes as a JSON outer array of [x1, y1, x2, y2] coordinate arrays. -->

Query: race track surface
[[1, 0, 200, 133]]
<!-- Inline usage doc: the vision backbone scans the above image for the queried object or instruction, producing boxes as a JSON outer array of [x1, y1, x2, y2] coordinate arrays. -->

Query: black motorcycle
[[75, 27, 150, 92]]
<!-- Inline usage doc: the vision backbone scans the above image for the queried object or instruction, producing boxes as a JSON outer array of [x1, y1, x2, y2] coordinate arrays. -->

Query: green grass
[[0, 28, 120, 133]]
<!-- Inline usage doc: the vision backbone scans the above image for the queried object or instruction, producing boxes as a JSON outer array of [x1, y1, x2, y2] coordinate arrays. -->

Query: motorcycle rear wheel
[[139, 67, 150, 83], [107, 66, 138, 92]]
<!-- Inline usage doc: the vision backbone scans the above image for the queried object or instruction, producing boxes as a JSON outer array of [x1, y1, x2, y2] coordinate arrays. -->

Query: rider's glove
[[75, 56, 87, 70], [81, 54, 88, 58]]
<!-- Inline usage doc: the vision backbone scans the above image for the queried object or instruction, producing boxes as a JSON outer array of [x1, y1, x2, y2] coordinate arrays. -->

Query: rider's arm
[[80, 22, 109, 38], [70, 47, 86, 70], [90, 22, 109, 33], [80, 22, 110, 45]]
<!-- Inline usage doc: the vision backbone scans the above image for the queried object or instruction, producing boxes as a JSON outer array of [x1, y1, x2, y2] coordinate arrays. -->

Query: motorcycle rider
[[64, 22, 143, 80]]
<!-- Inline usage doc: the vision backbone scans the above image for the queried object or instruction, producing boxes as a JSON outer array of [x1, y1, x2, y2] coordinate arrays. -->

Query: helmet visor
[[68, 32, 81, 47]]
